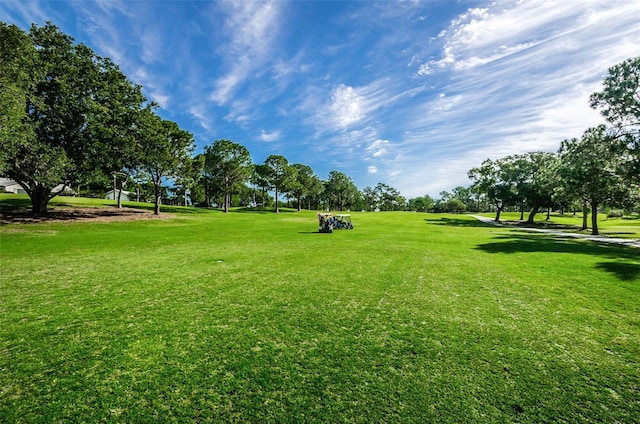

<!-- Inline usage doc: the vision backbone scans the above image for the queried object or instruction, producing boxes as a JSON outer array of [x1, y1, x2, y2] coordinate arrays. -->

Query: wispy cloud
[[208, 1, 283, 105], [0, 0, 56, 28], [392, 0, 640, 197]]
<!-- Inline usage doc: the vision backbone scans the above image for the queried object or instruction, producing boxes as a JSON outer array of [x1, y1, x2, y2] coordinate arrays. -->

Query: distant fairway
[[1, 195, 639, 422]]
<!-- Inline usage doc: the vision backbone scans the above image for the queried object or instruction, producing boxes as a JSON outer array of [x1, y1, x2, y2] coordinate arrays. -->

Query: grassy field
[[1, 195, 639, 422]]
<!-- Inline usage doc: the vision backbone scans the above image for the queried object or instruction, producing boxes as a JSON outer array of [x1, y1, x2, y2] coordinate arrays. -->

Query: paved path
[[470, 215, 640, 249]]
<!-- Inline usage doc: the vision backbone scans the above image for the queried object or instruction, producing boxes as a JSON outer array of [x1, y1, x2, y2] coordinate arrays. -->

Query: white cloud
[[259, 130, 281, 142], [367, 166, 378, 174], [329, 84, 365, 129]]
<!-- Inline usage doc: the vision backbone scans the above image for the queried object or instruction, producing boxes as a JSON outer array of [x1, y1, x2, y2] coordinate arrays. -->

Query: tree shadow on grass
[[596, 262, 640, 281], [425, 216, 495, 228], [0, 197, 32, 211], [475, 233, 639, 282]]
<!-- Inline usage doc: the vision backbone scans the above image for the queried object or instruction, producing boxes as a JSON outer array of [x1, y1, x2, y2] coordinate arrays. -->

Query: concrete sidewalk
[[470, 215, 640, 249]]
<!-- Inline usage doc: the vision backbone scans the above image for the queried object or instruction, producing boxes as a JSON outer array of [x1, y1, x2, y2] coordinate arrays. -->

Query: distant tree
[[324, 171, 359, 211], [445, 199, 466, 213], [302, 172, 324, 211], [408, 195, 435, 212], [499, 153, 559, 223], [468, 158, 517, 221], [451, 186, 474, 210], [439, 190, 453, 203], [438, 186, 473, 212], [139, 110, 195, 215], [373, 183, 405, 211], [559, 125, 629, 235], [203, 140, 252, 212], [263, 155, 293, 213], [95, 62, 148, 209], [252, 164, 271, 207], [521, 152, 559, 223], [174, 155, 205, 206], [361, 187, 378, 211], [287, 164, 322, 211]]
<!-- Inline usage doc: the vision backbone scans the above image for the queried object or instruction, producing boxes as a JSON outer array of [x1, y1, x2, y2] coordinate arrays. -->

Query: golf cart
[[318, 213, 333, 233], [318, 213, 354, 233], [334, 214, 353, 229]]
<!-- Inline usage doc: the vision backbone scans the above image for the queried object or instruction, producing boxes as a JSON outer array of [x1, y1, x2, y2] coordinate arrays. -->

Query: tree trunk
[[29, 186, 51, 216], [546, 208, 551, 220], [519, 203, 524, 221], [526, 205, 540, 224], [297, 197, 302, 212], [274, 187, 279, 213], [154, 180, 162, 215], [581, 201, 589, 231], [116, 175, 129, 209], [591, 200, 599, 235], [494, 203, 503, 222]]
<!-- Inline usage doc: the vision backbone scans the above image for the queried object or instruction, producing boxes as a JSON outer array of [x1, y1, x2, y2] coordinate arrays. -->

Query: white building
[[0, 178, 74, 195], [104, 189, 131, 201]]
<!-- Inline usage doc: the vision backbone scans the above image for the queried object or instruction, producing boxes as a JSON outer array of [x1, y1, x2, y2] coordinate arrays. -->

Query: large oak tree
[[0, 22, 146, 215]]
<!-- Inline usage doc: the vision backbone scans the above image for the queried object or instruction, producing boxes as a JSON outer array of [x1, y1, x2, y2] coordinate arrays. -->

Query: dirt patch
[[0, 207, 174, 225]]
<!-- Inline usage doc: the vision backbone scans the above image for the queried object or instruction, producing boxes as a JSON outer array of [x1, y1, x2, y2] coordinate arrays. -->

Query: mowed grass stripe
[[1, 204, 639, 422]]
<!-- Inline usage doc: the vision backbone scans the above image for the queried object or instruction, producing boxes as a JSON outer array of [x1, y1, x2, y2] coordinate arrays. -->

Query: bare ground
[[0, 206, 174, 225]]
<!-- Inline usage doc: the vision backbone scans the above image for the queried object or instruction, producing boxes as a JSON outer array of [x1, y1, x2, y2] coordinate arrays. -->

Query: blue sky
[[2, 1, 639, 198]]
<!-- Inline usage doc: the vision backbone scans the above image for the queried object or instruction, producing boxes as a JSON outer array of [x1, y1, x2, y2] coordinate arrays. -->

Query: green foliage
[[590, 56, 640, 129], [408, 194, 435, 212], [203, 140, 252, 212], [590, 56, 640, 185], [324, 170, 359, 211], [468, 158, 518, 221], [1, 204, 638, 422], [559, 125, 629, 235], [0, 22, 150, 215], [262, 154, 294, 213], [287, 163, 323, 211], [137, 110, 195, 215], [0, 23, 36, 175]]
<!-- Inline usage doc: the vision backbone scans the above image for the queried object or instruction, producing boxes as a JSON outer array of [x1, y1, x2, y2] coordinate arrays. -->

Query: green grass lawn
[[1, 195, 639, 422]]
